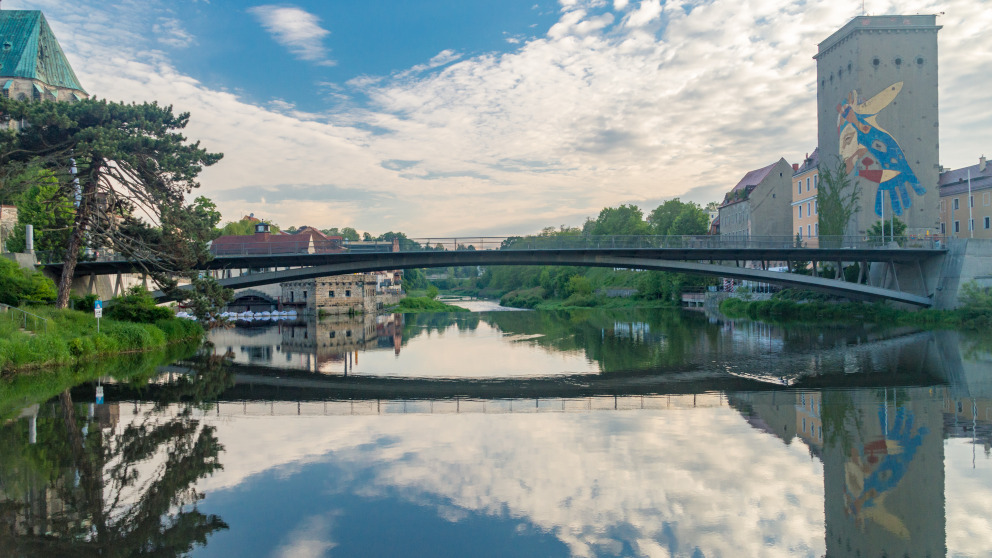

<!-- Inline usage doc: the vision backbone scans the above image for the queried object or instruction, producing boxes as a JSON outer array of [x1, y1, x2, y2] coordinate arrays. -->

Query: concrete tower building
[[814, 15, 941, 237]]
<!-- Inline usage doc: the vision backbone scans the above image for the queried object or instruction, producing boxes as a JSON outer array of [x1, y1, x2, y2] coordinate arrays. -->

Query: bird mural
[[837, 82, 926, 217]]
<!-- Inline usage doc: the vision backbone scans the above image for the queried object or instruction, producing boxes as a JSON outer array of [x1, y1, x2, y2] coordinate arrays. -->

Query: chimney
[[792, 163, 799, 172], [980, 155, 987, 173], [254, 222, 271, 240]]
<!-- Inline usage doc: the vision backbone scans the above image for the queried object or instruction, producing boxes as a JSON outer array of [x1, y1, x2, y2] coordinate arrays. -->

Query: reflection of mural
[[843, 405, 928, 538], [837, 82, 925, 217]]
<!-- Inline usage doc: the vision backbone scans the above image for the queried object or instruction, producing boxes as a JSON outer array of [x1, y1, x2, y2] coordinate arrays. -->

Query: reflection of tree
[[0, 364, 227, 554]]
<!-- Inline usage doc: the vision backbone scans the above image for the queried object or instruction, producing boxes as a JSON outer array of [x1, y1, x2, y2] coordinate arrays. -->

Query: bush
[[107, 286, 173, 323], [0, 257, 57, 306]]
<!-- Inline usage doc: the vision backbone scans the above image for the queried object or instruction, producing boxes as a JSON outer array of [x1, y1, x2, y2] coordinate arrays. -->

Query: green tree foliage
[[867, 217, 907, 244], [817, 161, 861, 245], [0, 256, 57, 305], [0, 97, 223, 308], [4, 167, 74, 254], [321, 226, 360, 240], [583, 204, 649, 236], [106, 285, 174, 323], [218, 216, 278, 236]]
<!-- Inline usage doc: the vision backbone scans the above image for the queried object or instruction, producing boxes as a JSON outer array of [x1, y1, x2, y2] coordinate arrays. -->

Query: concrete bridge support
[[933, 238, 992, 309]]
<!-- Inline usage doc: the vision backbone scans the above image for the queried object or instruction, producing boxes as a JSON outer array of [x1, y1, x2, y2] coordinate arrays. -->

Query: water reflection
[[1, 310, 991, 556]]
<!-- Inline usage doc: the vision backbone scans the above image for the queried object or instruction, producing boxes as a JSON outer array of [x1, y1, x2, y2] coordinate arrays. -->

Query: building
[[718, 158, 794, 239], [792, 149, 820, 246], [210, 222, 344, 257], [939, 156, 992, 239], [281, 274, 379, 315], [0, 9, 87, 103], [815, 15, 941, 237]]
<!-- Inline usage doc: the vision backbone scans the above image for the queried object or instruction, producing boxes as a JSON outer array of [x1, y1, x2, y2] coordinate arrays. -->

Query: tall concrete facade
[[815, 15, 941, 237]]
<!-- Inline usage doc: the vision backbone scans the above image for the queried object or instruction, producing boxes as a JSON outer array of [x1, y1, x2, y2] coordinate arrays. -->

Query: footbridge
[[44, 235, 948, 307]]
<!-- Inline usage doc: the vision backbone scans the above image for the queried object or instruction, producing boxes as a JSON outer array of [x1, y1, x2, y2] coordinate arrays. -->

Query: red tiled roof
[[211, 229, 345, 255]]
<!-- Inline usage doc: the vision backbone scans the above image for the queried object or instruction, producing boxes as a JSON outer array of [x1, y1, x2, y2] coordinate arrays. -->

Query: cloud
[[153, 18, 195, 48], [22, 0, 992, 236], [272, 514, 338, 558], [248, 5, 335, 66]]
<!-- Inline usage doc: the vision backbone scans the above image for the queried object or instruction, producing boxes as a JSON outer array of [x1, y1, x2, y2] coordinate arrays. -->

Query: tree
[[817, 161, 861, 246], [0, 256, 56, 305], [4, 167, 74, 254], [218, 216, 278, 236], [583, 204, 649, 236], [648, 199, 710, 236], [0, 98, 223, 308], [867, 217, 907, 244]]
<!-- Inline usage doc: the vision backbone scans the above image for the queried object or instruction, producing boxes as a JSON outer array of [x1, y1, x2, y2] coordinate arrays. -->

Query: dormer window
[[255, 223, 270, 234]]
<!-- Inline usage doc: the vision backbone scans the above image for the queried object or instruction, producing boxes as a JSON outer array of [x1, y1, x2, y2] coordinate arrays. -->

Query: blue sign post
[[94, 299, 102, 333]]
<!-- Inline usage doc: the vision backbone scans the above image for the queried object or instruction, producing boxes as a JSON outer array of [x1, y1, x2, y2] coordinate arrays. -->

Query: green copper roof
[[0, 10, 85, 92]]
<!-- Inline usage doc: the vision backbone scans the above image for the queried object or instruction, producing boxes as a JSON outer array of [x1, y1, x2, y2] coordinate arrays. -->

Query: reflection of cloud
[[272, 513, 338, 558], [188, 406, 826, 557]]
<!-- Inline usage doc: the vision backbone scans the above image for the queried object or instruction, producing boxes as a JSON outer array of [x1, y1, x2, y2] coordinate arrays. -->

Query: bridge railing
[[38, 234, 947, 265]]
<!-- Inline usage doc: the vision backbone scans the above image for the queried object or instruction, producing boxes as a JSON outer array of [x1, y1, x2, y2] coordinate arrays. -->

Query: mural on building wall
[[843, 404, 928, 539], [837, 82, 925, 217]]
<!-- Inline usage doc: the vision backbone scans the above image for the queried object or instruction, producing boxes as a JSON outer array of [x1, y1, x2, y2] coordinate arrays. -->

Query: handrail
[[0, 303, 49, 334]]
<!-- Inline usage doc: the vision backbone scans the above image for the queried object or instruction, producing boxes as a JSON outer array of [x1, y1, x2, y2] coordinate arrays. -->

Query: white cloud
[[153, 18, 195, 48], [272, 514, 338, 558], [248, 5, 336, 66], [14, 0, 992, 236]]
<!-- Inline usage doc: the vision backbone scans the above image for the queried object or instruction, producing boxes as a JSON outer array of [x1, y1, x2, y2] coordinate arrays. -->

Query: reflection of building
[[791, 149, 819, 246], [736, 388, 945, 558], [718, 159, 793, 239], [939, 156, 992, 238]]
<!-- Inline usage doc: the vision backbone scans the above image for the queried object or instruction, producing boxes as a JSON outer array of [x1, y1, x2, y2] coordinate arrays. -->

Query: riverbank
[[0, 307, 203, 373], [718, 287, 992, 330], [498, 287, 677, 310], [388, 296, 470, 313]]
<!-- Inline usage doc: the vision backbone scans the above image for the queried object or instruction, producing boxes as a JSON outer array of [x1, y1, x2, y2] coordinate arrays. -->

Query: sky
[[9, 0, 992, 236]]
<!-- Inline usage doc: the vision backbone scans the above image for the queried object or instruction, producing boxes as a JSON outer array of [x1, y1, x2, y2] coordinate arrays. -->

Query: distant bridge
[[44, 235, 947, 307]]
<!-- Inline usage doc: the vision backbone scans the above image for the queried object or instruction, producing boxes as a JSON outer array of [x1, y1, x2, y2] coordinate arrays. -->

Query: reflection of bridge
[[45, 235, 948, 306]]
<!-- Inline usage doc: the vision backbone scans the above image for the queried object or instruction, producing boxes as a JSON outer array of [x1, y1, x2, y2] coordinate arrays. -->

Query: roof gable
[[0, 10, 85, 92], [731, 161, 778, 193]]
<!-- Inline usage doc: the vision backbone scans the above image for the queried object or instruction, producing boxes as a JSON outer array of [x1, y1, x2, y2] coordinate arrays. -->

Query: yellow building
[[939, 156, 992, 239], [791, 149, 819, 246]]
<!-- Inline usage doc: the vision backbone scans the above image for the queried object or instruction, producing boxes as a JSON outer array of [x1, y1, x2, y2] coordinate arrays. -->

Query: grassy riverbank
[[719, 283, 992, 330], [0, 307, 203, 373], [389, 296, 470, 313], [499, 286, 678, 310]]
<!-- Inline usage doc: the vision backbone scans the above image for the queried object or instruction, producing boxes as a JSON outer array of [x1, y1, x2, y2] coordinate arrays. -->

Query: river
[[1, 307, 990, 557]]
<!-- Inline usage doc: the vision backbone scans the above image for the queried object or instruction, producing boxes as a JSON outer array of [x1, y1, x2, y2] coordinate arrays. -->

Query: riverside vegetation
[[719, 282, 992, 330]]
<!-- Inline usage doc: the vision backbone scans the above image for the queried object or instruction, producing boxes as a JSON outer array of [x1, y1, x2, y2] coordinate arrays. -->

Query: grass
[[0, 306, 203, 374], [390, 296, 470, 313]]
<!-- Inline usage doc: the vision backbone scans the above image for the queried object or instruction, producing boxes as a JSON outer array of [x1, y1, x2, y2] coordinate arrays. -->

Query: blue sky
[[9, 0, 992, 236]]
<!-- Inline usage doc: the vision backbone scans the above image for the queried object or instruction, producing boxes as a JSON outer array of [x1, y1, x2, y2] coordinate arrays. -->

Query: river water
[[1, 307, 991, 557]]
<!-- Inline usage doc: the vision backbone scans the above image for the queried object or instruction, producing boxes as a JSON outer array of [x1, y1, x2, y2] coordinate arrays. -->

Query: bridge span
[[45, 235, 947, 307]]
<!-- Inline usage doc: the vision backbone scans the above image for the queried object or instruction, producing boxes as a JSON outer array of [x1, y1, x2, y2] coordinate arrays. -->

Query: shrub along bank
[[719, 282, 992, 330], [390, 296, 469, 313], [0, 305, 202, 373]]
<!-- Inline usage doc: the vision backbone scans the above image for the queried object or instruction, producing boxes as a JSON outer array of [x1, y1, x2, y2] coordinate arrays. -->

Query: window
[[953, 198, 960, 210], [814, 175, 818, 189], [985, 217, 990, 229], [970, 196, 975, 208], [814, 223, 818, 236], [797, 181, 801, 195], [807, 224, 811, 237], [969, 219, 975, 231], [345, 289, 351, 297], [814, 200, 818, 214], [806, 177, 810, 191], [940, 200, 945, 212], [330, 331, 335, 338], [954, 221, 960, 233], [984, 192, 991, 206], [807, 201, 811, 216], [798, 205, 803, 218], [797, 227, 803, 239], [941, 223, 946, 234], [303, 291, 307, 300], [290, 291, 294, 302]]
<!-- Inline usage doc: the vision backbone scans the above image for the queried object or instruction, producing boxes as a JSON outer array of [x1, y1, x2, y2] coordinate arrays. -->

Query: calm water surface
[[1, 308, 990, 557]]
